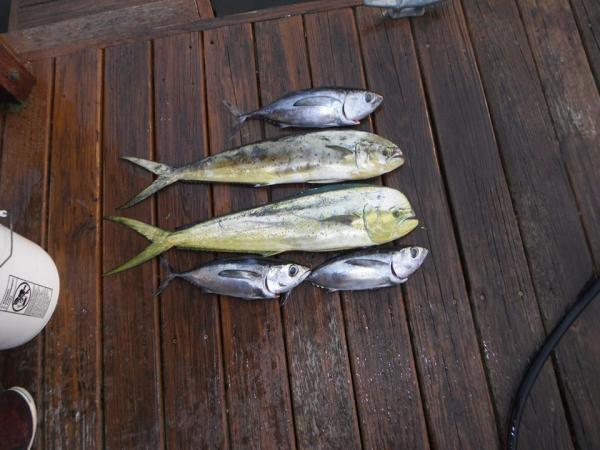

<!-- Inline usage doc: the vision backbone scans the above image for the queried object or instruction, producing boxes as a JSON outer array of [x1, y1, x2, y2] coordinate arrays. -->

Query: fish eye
[[288, 265, 299, 277], [365, 93, 373, 103], [393, 210, 401, 218], [410, 248, 419, 258]]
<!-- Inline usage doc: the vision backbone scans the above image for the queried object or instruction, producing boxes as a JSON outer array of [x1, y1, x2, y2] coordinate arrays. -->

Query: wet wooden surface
[[9, 0, 214, 30], [1, 2, 599, 449]]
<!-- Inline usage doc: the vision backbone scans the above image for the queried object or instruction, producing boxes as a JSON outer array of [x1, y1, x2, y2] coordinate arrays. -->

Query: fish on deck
[[157, 257, 310, 304], [120, 131, 404, 208], [308, 246, 428, 292], [224, 87, 383, 137], [105, 184, 418, 275]]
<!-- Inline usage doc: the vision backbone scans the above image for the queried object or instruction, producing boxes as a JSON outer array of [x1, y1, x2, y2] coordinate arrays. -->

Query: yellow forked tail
[[104, 216, 173, 276], [119, 157, 178, 209]]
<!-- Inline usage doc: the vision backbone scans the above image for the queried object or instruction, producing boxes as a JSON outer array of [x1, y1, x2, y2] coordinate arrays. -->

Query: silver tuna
[[308, 246, 428, 292], [224, 87, 383, 135], [157, 257, 310, 304]]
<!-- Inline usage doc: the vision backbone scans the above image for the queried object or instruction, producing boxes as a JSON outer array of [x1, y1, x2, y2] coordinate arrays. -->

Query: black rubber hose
[[507, 277, 600, 450]]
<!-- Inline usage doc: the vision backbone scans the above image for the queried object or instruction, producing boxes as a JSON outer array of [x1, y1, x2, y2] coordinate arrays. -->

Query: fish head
[[392, 246, 429, 279], [266, 263, 311, 295], [363, 189, 419, 244], [357, 135, 405, 172], [344, 91, 383, 123]]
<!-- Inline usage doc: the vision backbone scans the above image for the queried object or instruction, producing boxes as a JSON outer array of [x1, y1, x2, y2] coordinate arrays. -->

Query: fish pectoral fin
[[293, 96, 339, 107], [277, 123, 292, 128], [261, 250, 282, 257], [326, 288, 339, 293], [323, 214, 361, 227], [325, 144, 353, 153], [279, 291, 292, 306], [345, 259, 389, 268], [218, 269, 262, 281]]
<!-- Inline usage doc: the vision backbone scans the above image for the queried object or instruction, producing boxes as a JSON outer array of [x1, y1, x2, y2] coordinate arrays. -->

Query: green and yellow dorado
[[120, 130, 404, 208], [105, 184, 418, 275]]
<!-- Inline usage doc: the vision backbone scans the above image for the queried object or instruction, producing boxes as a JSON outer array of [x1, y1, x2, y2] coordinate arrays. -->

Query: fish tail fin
[[119, 157, 178, 209], [155, 256, 178, 296], [223, 100, 249, 141], [104, 216, 174, 276]]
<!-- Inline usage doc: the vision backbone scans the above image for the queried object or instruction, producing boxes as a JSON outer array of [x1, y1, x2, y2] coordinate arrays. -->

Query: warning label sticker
[[0, 275, 53, 319]]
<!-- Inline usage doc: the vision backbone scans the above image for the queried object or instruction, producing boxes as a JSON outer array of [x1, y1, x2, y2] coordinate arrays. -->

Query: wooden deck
[[1, 1, 599, 449]]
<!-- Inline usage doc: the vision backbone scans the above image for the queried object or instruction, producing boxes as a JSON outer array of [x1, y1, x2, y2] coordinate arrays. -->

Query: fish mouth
[[293, 267, 312, 287], [371, 94, 384, 110], [387, 147, 405, 162], [398, 216, 419, 236]]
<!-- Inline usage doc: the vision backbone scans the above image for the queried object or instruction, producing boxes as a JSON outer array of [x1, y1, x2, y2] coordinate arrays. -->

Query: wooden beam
[[5, 0, 362, 61], [0, 36, 35, 103]]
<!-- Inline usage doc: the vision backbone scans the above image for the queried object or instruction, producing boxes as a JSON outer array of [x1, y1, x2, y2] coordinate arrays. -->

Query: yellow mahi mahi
[[105, 184, 418, 276], [120, 130, 404, 208]]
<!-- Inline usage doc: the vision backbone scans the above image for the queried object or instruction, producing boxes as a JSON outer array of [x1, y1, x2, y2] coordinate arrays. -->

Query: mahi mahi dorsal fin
[[345, 259, 388, 268], [293, 96, 339, 107], [218, 269, 262, 280]]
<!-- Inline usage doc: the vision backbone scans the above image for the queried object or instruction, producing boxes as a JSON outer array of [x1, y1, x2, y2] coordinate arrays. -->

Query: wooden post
[[0, 35, 35, 103]]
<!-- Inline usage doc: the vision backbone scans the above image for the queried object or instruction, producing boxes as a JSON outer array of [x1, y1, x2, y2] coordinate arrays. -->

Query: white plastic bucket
[[0, 212, 60, 350]]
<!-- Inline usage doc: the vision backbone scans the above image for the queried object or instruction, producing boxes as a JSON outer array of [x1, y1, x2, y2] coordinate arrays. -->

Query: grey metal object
[[0, 210, 14, 269], [363, 0, 442, 18]]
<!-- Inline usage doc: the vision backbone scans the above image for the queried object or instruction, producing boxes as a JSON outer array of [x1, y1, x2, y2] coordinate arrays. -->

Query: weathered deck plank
[[203, 24, 296, 450], [44, 48, 103, 449], [152, 32, 227, 449], [356, 6, 500, 449], [0, 58, 53, 450], [254, 16, 362, 450], [6, 0, 362, 60], [305, 9, 430, 450], [102, 41, 164, 449], [569, 0, 600, 88], [512, 0, 600, 446], [458, 0, 591, 447]]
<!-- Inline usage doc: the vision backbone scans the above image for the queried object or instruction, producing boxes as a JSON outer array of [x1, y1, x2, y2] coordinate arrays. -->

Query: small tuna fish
[[224, 87, 383, 136], [105, 184, 418, 275], [157, 257, 310, 304], [120, 130, 404, 208], [308, 246, 428, 292], [363, 0, 442, 18]]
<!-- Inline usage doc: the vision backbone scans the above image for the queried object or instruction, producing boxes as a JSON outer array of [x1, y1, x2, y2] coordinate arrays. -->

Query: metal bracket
[[0, 210, 14, 269]]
